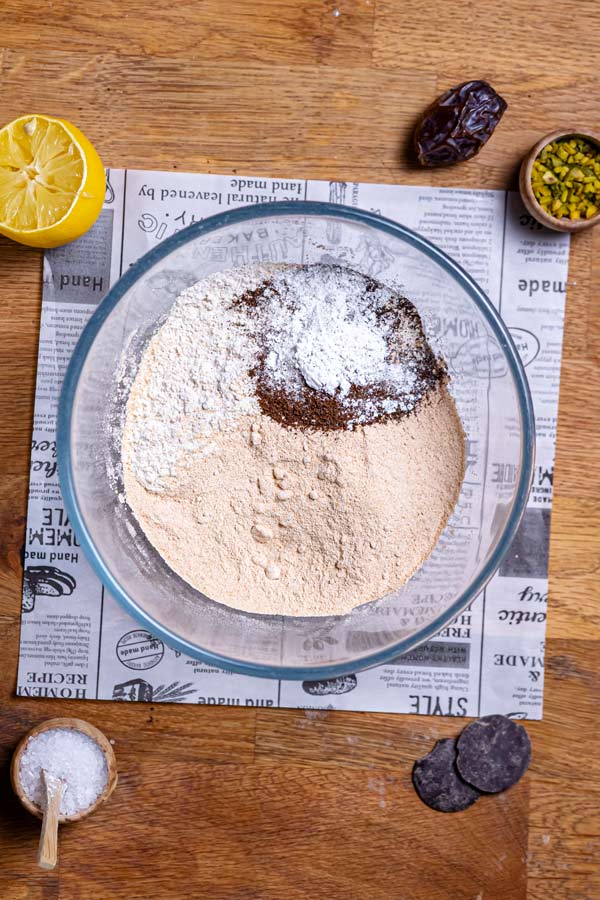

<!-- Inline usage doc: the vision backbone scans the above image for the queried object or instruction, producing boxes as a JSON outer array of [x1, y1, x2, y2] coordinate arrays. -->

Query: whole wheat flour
[[121, 264, 465, 617]]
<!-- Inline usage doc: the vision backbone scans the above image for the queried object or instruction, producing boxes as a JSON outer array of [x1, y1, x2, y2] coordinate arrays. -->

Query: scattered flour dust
[[122, 264, 465, 617]]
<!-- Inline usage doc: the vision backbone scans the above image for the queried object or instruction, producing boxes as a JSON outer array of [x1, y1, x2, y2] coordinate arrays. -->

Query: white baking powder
[[261, 265, 417, 400], [19, 728, 108, 816]]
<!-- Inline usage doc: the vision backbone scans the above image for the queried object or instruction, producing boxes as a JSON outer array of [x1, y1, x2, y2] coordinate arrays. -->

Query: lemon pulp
[[0, 115, 105, 248]]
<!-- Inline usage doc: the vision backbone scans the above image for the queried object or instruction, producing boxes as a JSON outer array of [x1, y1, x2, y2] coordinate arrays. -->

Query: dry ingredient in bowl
[[532, 137, 600, 220], [122, 263, 465, 617], [19, 728, 108, 816]]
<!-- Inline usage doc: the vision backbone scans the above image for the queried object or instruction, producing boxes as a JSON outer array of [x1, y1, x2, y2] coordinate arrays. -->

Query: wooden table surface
[[1, 2, 599, 898]]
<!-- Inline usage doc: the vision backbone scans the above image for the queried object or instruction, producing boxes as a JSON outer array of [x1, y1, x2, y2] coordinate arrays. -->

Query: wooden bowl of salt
[[11, 717, 118, 869]]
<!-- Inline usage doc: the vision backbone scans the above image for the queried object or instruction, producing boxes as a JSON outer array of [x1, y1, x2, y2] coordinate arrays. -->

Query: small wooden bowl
[[519, 128, 600, 233], [10, 717, 118, 823]]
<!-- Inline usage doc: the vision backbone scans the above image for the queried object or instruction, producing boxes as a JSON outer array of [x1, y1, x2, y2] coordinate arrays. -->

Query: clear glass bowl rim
[[57, 200, 535, 680]]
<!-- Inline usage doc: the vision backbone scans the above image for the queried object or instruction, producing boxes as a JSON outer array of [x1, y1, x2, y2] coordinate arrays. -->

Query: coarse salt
[[19, 728, 108, 817]]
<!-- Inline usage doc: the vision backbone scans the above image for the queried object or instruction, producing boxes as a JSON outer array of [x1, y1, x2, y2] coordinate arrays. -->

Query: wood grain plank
[[255, 707, 455, 770], [0, 49, 436, 183], [559, 228, 592, 359], [0, 239, 41, 474], [527, 877, 600, 900], [528, 780, 600, 883], [553, 358, 600, 497], [373, 0, 600, 82], [0, 760, 528, 900], [0, 0, 376, 67], [0, 475, 28, 616], [528, 640, 600, 785], [586, 225, 600, 359], [548, 497, 600, 636], [0, 692, 257, 773]]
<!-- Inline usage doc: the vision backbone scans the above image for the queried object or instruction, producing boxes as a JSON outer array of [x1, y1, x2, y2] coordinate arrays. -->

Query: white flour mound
[[122, 266, 268, 491]]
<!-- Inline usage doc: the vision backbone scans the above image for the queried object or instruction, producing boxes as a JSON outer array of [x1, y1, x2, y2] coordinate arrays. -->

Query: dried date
[[414, 80, 507, 167]]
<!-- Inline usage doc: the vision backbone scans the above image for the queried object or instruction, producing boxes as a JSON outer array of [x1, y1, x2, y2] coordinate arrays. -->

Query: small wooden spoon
[[38, 770, 66, 870], [11, 717, 118, 869]]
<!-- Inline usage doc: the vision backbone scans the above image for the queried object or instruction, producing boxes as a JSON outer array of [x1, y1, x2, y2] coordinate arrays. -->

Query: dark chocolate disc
[[456, 715, 531, 793], [412, 738, 481, 813]]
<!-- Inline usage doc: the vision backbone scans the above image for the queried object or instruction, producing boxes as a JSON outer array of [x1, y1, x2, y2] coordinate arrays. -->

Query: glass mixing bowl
[[58, 202, 534, 679]]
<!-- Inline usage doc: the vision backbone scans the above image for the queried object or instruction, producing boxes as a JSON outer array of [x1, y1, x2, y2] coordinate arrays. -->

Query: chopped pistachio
[[532, 136, 600, 220]]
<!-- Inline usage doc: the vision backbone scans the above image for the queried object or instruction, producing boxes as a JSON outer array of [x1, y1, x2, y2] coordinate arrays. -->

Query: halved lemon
[[0, 114, 105, 248]]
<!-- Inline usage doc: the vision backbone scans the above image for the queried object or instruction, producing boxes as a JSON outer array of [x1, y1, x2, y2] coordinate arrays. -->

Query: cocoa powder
[[238, 265, 446, 431]]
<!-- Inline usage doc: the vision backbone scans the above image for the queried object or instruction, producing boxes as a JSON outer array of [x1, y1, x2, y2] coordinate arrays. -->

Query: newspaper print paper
[[17, 170, 568, 718]]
